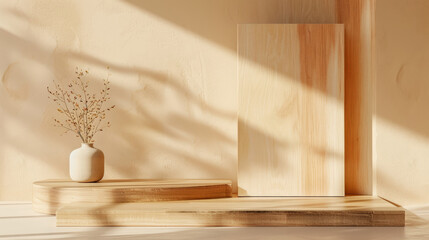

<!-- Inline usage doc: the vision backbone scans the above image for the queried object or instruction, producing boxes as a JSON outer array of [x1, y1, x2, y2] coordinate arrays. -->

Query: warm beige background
[[375, 0, 429, 206], [0, 0, 373, 200]]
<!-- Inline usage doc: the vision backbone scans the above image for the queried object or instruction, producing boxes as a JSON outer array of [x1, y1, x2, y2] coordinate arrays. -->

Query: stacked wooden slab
[[56, 196, 404, 227], [33, 179, 233, 214], [32, 179, 404, 227]]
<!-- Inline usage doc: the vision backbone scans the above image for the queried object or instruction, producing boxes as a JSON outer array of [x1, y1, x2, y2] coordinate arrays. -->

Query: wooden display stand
[[33, 179, 232, 214], [32, 180, 405, 227], [56, 196, 404, 227]]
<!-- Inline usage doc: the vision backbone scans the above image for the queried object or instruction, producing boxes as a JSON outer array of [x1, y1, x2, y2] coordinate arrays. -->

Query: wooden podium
[[56, 196, 404, 227], [32, 179, 404, 227], [33, 179, 232, 214]]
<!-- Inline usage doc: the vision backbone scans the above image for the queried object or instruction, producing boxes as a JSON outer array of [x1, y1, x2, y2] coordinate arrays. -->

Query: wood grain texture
[[238, 24, 344, 196], [56, 196, 404, 227], [336, 0, 375, 195], [32, 179, 232, 214]]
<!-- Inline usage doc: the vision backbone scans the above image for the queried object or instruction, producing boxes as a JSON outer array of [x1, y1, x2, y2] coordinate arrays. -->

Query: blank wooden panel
[[56, 196, 404, 227], [238, 24, 344, 196]]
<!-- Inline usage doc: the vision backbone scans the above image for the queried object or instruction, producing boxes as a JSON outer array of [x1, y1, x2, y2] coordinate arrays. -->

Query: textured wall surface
[[0, 0, 372, 200], [375, 0, 429, 206]]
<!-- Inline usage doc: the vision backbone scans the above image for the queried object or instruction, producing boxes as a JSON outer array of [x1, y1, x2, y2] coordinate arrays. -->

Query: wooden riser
[[33, 179, 232, 214], [56, 196, 404, 227]]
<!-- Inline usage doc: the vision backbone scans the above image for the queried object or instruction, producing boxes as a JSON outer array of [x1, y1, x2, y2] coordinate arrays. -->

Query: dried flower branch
[[47, 67, 115, 143]]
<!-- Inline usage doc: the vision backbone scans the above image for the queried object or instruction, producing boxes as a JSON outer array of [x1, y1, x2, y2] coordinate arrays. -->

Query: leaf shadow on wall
[[123, 0, 340, 100], [66, 53, 239, 186], [0, 2, 347, 198], [122, 0, 429, 202], [0, 6, 283, 198], [121, 0, 348, 196], [70, 51, 343, 195]]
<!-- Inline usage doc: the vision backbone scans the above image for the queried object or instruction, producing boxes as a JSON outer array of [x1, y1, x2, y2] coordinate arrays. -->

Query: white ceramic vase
[[69, 143, 104, 182]]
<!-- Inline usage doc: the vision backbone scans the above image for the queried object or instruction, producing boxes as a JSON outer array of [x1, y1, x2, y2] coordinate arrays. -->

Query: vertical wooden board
[[336, 0, 374, 195], [238, 24, 344, 196]]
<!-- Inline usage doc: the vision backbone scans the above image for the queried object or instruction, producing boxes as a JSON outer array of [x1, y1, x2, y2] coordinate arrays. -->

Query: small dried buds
[[47, 67, 115, 143]]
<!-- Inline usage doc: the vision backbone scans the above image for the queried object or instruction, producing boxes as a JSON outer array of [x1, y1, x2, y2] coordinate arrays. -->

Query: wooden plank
[[32, 179, 232, 214], [56, 196, 404, 227], [237, 24, 344, 196], [336, 0, 375, 195]]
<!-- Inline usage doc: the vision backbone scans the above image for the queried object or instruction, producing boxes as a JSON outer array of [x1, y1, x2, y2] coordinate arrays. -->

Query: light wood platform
[[56, 196, 404, 227], [33, 179, 232, 214]]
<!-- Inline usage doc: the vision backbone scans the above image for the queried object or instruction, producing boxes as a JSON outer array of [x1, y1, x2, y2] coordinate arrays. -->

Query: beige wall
[[0, 0, 375, 200], [0, 0, 341, 200], [3, 0, 425, 205], [375, 0, 429, 206]]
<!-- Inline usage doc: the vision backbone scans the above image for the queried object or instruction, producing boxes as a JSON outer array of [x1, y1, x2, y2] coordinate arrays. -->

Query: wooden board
[[336, 0, 375, 195], [238, 24, 344, 196], [56, 196, 404, 227], [32, 179, 232, 214]]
